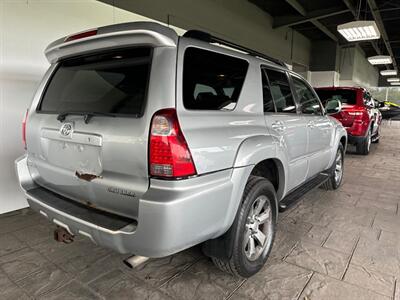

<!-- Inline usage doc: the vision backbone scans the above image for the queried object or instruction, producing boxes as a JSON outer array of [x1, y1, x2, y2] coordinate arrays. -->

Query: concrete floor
[[1, 121, 400, 300]]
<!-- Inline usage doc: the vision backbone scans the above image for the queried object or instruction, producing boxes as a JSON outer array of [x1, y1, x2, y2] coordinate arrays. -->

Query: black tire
[[356, 130, 371, 155], [322, 144, 344, 190], [211, 176, 277, 277]]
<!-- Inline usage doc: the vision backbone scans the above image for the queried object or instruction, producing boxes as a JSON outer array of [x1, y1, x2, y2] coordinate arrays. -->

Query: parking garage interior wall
[[309, 41, 379, 88], [309, 40, 340, 87], [339, 46, 379, 87], [352, 46, 379, 87], [99, 0, 312, 67], [0, 0, 166, 214], [310, 40, 339, 72], [310, 71, 340, 87]]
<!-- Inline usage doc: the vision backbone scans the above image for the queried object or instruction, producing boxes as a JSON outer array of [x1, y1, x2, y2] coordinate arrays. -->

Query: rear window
[[38, 48, 151, 116], [183, 47, 248, 110], [315, 89, 357, 106]]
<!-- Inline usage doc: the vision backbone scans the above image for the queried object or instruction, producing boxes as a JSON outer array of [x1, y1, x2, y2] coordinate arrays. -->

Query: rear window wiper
[[57, 111, 116, 124]]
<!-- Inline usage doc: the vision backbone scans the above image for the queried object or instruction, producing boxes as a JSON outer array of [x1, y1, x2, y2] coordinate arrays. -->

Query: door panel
[[262, 68, 308, 191], [265, 114, 308, 189], [291, 75, 334, 177], [304, 115, 333, 174]]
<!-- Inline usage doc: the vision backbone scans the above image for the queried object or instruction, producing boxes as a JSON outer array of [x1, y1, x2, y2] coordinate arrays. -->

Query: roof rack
[[183, 30, 287, 68]]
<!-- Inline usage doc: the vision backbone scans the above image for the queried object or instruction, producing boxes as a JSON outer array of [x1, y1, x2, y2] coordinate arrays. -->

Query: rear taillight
[[343, 109, 370, 135], [22, 109, 28, 150], [342, 110, 365, 120], [149, 109, 196, 178], [64, 29, 97, 42], [347, 111, 363, 116]]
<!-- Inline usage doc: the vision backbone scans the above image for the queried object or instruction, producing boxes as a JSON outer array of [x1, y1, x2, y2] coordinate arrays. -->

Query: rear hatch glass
[[38, 48, 151, 117], [315, 89, 357, 106], [315, 89, 358, 126]]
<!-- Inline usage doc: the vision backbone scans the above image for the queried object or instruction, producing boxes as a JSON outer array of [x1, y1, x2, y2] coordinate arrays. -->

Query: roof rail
[[183, 30, 287, 68]]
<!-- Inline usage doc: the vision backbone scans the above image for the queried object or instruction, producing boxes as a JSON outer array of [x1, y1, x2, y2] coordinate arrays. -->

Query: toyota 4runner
[[15, 22, 347, 277]]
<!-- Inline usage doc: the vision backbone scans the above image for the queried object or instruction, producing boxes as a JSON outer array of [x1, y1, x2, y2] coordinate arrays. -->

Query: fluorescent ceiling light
[[387, 78, 400, 82], [381, 70, 397, 76], [337, 21, 380, 41], [390, 82, 400, 85], [368, 55, 392, 65]]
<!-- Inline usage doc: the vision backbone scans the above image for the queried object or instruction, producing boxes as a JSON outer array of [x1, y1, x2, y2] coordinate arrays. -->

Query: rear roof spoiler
[[45, 22, 178, 63]]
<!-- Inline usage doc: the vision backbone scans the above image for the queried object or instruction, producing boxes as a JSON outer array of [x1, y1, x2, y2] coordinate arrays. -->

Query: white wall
[[338, 46, 379, 88], [100, 0, 312, 66], [310, 71, 340, 87], [0, 0, 163, 214], [310, 46, 379, 89], [352, 46, 379, 87]]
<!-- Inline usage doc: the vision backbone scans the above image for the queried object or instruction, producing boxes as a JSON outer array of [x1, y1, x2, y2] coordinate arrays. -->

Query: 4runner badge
[[107, 187, 136, 198], [60, 123, 73, 137]]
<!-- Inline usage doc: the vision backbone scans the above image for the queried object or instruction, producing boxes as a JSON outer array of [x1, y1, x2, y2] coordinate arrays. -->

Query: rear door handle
[[271, 121, 286, 132], [307, 121, 315, 129]]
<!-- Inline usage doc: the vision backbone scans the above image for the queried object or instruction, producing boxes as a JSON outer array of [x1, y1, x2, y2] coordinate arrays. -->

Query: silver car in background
[[15, 22, 347, 277]]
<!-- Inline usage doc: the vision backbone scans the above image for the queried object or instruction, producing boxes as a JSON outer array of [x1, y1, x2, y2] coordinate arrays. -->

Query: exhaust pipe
[[123, 255, 149, 268]]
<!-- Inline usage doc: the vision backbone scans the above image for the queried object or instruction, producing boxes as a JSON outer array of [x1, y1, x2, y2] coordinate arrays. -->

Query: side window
[[292, 77, 322, 115], [261, 69, 275, 112], [264, 69, 296, 113], [183, 47, 249, 110]]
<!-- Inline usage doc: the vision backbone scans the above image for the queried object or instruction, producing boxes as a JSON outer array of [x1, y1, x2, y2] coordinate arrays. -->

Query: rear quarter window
[[183, 47, 249, 111], [38, 47, 151, 117]]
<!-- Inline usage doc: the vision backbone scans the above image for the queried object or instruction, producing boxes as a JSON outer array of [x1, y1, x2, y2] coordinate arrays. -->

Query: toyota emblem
[[60, 123, 73, 137]]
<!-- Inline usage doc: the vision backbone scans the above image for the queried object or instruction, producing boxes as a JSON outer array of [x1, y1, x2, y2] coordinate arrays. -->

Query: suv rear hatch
[[315, 88, 360, 127], [25, 23, 178, 219]]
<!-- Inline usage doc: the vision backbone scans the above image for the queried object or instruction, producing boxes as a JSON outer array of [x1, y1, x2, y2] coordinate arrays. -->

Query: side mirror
[[325, 99, 342, 115], [364, 99, 374, 108]]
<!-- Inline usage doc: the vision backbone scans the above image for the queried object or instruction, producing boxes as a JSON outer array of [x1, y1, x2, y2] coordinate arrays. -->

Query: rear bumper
[[16, 155, 248, 257], [347, 133, 366, 145]]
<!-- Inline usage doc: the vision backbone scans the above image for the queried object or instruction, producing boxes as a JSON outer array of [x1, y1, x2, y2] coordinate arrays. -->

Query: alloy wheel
[[334, 149, 343, 185], [243, 195, 273, 261]]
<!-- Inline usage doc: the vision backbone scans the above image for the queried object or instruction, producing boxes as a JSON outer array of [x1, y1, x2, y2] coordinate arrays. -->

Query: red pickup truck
[[315, 87, 381, 155]]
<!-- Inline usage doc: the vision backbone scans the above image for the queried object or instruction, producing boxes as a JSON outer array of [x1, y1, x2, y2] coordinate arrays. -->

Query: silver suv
[[15, 22, 347, 277]]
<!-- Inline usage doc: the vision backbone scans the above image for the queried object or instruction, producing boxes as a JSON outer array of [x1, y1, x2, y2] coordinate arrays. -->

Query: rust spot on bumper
[[75, 171, 101, 182]]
